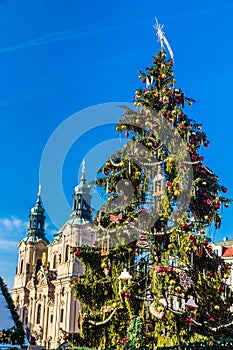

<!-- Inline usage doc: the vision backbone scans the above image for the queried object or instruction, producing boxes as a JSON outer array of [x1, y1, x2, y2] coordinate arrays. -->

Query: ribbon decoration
[[110, 213, 122, 223], [154, 18, 174, 61]]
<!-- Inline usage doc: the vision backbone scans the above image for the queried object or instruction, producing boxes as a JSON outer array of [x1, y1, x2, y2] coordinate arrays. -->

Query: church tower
[[12, 162, 97, 349], [11, 187, 49, 332], [70, 160, 92, 222]]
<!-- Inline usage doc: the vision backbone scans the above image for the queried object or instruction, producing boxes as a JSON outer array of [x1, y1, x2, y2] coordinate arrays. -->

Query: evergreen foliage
[[69, 41, 232, 349], [0, 276, 25, 346]]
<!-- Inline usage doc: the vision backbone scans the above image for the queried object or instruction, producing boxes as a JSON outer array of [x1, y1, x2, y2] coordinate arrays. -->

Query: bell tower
[[11, 187, 49, 330], [70, 160, 92, 222], [27, 185, 47, 242]]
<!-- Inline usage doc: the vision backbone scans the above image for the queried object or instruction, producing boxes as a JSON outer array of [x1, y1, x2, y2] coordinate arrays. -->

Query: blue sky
[[0, 0, 233, 309]]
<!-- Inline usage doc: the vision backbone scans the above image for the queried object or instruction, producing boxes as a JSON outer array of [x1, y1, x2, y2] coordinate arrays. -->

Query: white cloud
[[0, 216, 28, 239]]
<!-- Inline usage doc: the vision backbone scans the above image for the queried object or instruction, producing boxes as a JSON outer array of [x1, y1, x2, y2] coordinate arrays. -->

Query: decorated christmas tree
[[69, 21, 233, 349]]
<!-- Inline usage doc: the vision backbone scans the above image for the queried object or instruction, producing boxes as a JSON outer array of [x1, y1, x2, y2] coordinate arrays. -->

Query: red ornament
[[158, 74, 162, 79], [180, 125, 186, 130], [183, 223, 189, 230], [199, 156, 204, 161], [93, 240, 98, 246], [74, 250, 81, 256], [94, 217, 98, 222], [121, 337, 128, 343], [209, 317, 215, 322], [203, 240, 209, 246], [185, 317, 193, 324], [125, 291, 131, 298], [163, 111, 168, 116], [222, 187, 228, 193], [124, 131, 129, 138], [219, 286, 225, 292], [208, 272, 214, 277], [203, 192, 208, 197], [104, 170, 109, 175], [204, 142, 209, 147]]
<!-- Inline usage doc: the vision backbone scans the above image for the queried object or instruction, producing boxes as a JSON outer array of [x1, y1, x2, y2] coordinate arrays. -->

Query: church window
[[32, 220, 37, 228], [50, 314, 53, 323], [36, 259, 42, 273], [36, 304, 41, 324], [38, 222, 41, 229], [53, 254, 57, 269], [20, 259, 24, 274], [65, 245, 69, 262], [60, 309, 64, 323], [61, 287, 65, 296]]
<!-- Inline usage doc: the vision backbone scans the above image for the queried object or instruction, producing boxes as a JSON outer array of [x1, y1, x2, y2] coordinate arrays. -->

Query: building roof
[[222, 247, 233, 258]]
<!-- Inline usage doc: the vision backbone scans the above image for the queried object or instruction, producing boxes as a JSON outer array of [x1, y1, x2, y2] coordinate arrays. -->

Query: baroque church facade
[[11, 163, 97, 348]]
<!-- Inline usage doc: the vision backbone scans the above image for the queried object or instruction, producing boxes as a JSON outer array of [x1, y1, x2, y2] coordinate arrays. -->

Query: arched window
[[53, 254, 57, 269], [20, 259, 24, 274], [60, 309, 64, 323], [36, 259, 42, 273], [65, 245, 69, 262], [36, 304, 41, 324]]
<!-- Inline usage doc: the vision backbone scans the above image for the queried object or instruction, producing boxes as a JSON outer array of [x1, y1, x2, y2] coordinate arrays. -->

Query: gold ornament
[[161, 63, 165, 68], [188, 101, 192, 106], [169, 279, 176, 286], [162, 53, 166, 58], [161, 73, 166, 79], [174, 190, 180, 196]]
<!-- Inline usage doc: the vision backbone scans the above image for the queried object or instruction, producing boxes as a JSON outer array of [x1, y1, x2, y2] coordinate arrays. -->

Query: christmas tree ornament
[[118, 268, 132, 293]]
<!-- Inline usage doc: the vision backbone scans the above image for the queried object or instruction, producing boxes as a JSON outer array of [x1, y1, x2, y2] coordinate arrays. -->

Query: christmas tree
[[69, 21, 233, 349]]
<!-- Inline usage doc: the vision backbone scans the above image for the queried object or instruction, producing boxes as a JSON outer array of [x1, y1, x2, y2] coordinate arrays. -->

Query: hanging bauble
[[222, 187, 228, 193], [161, 73, 166, 78], [204, 141, 209, 147], [74, 250, 81, 256], [162, 53, 166, 58], [124, 131, 129, 138], [209, 317, 215, 322], [121, 337, 128, 343], [188, 101, 192, 106], [224, 203, 230, 208], [125, 291, 131, 298], [214, 305, 220, 311], [182, 223, 189, 230], [161, 63, 165, 68]]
